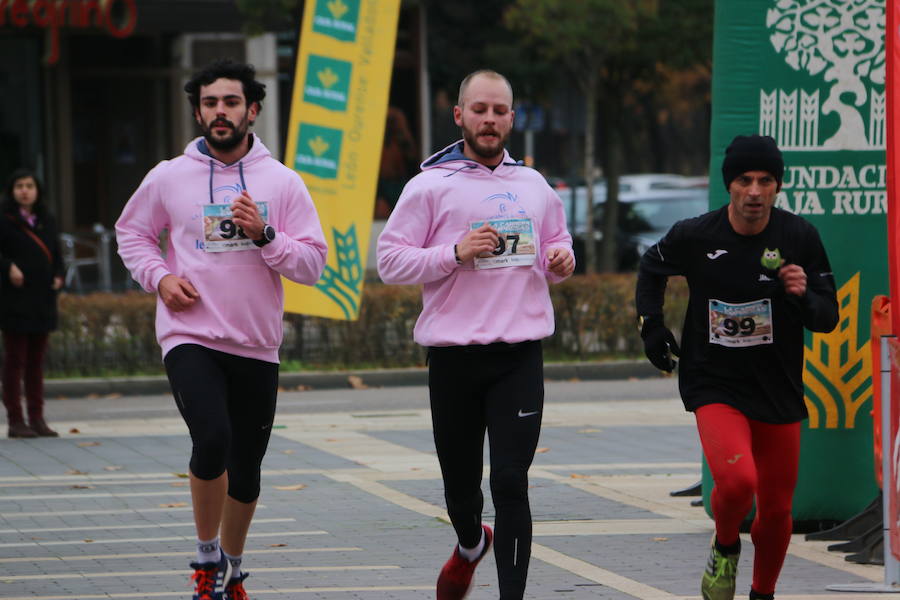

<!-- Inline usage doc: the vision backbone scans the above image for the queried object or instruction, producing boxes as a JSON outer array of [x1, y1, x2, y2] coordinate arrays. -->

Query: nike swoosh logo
[[518, 410, 540, 418], [726, 454, 743, 464], [706, 249, 728, 259]]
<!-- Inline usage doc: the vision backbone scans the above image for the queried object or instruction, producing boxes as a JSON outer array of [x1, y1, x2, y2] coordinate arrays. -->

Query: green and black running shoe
[[701, 542, 739, 600]]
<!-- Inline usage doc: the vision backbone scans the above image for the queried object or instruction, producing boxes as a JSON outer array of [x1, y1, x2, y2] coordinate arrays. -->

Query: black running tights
[[164, 344, 278, 503], [428, 340, 544, 600]]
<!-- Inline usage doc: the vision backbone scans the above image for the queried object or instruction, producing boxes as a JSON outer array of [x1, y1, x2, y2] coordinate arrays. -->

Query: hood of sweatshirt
[[420, 140, 522, 177], [183, 133, 273, 203]]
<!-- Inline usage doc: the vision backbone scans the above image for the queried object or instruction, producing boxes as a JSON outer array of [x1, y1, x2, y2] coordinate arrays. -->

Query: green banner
[[709, 0, 887, 520]]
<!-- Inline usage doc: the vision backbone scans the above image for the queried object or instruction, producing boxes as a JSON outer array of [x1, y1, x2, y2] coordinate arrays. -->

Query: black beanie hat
[[721, 135, 784, 191]]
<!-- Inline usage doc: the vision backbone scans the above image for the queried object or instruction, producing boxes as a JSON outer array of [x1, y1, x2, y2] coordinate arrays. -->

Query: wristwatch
[[253, 224, 276, 247]]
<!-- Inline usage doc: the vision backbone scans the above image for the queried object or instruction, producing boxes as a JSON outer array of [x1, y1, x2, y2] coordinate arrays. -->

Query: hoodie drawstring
[[207, 159, 248, 204], [208, 160, 215, 204]]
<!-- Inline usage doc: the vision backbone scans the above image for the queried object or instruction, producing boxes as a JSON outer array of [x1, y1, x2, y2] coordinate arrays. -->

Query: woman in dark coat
[[0, 169, 64, 437]]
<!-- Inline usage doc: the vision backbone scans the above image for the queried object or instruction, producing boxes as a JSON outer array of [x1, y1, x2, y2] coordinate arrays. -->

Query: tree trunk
[[582, 73, 598, 274], [599, 98, 620, 273]]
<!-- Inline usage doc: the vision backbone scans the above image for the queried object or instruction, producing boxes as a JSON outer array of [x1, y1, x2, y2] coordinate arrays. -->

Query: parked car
[[553, 174, 709, 271]]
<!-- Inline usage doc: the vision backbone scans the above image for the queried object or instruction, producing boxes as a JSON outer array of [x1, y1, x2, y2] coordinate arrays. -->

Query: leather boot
[[8, 422, 38, 438], [29, 419, 58, 437]]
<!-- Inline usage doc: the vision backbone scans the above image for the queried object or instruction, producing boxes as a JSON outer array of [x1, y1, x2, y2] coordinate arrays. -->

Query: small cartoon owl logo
[[760, 248, 783, 270]]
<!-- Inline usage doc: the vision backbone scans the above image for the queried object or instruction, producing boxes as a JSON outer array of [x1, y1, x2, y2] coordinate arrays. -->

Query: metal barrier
[[59, 224, 114, 293]]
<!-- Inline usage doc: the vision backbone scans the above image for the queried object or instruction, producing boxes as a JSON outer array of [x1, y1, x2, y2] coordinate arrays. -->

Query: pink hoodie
[[116, 135, 327, 362], [377, 141, 573, 347]]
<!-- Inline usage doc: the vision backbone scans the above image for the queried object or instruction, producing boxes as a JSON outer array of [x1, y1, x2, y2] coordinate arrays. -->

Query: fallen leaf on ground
[[268, 543, 287, 547], [577, 428, 600, 434], [282, 449, 295, 455], [83, 539, 94, 543], [653, 537, 669, 542], [274, 483, 307, 491], [295, 385, 311, 391], [170, 481, 187, 487], [348, 375, 368, 390], [160, 502, 188, 508], [71, 485, 94, 489], [104, 393, 122, 399], [570, 473, 589, 479], [68, 428, 80, 434], [77, 441, 100, 447], [66, 469, 88, 475], [103, 466, 123, 471], [535, 447, 550, 454], [174, 473, 189, 478]]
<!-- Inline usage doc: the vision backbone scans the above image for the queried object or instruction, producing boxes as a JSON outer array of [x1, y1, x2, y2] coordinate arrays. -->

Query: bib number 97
[[492, 234, 520, 256]]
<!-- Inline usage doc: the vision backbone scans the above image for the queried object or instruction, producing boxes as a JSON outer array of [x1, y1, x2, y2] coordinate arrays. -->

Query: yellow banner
[[282, 0, 401, 319]]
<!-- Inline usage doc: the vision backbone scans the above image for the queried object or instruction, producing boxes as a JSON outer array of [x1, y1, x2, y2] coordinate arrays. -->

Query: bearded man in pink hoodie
[[377, 70, 575, 600], [116, 59, 327, 600]]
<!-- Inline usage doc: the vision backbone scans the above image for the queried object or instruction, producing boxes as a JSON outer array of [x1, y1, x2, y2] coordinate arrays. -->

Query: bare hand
[[52, 276, 63, 291], [546, 247, 574, 277], [779, 263, 807, 296], [456, 224, 499, 263], [9, 263, 24, 287], [158, 274, 200, 312], [230, 191, 265, 241]]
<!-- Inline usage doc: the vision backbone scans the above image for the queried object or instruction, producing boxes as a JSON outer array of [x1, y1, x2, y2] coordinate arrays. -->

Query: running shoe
[[226, 572, 250, 600], [701, 541, 739, 600], [436, 524, 494, 600], [189, 554, 232, 600]]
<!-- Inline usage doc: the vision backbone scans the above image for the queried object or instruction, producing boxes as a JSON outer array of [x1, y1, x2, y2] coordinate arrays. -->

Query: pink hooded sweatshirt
[[377, 141, 573, 347], [116, 135, 327, 363]]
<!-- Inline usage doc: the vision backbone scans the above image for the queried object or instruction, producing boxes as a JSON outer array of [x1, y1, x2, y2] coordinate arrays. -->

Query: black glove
[[640, 315, 680, 372]]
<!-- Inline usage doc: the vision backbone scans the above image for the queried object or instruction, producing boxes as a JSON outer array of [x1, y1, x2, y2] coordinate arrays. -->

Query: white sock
[[458, 529, 485, 562], [223, 551, 242, 579], [196, 537, 221, 564]]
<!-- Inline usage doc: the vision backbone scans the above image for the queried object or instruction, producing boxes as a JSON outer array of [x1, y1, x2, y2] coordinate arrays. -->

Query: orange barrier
[[871, 296, 892, 489]]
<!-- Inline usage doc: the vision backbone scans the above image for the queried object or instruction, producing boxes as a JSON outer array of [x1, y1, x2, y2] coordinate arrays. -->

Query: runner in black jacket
[[635, 135, 838, 600]]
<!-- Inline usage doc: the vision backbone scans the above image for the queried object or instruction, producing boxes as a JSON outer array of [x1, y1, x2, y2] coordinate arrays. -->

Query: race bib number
[[202, 201, 269, 253], [470, 218, 537, 270], [708, 298, 774, 347]]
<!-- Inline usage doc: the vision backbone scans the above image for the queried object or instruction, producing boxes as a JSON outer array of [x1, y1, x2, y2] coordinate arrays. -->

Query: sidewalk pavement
[[0, 379, 885, 599], [43, 360, 662, 399]]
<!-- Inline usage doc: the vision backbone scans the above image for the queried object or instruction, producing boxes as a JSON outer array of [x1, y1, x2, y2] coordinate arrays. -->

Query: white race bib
[[470, 218, 537, 270], [202, 201, 269, 253], [708, 298, 774, 347]]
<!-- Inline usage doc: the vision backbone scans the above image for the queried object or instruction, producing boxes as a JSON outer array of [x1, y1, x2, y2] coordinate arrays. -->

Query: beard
[[201, 112, 251, 151], [461, 123, 509, 161]]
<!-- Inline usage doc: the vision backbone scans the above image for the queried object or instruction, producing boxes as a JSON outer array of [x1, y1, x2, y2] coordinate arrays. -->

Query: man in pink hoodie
[[116, 59, 327, 600], [377, 70, 575, 600]]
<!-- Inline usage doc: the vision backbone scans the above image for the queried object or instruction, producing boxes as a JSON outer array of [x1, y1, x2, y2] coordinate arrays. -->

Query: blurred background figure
[[0, 168, 64, 438], [375, 105, 418, 219]]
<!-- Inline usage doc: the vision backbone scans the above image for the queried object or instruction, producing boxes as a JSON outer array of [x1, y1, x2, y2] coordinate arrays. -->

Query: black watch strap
[[253, 225, 275, 247]]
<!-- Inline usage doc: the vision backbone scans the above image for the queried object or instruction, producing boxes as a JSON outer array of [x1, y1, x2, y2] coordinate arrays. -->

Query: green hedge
[[41, 274, 687, 377]]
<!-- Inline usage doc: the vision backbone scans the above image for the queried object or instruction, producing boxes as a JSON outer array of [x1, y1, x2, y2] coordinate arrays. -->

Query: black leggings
[[428, 340, 543, 600], [164, 344, 278, 503]]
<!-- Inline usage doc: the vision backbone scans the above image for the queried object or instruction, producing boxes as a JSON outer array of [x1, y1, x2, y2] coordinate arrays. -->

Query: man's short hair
[[457, 69, 514, 107], [184, 59, 266, 113]]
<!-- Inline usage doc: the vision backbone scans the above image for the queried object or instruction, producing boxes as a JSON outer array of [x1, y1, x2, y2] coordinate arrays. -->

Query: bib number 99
[[218, 219, 246, 240], [722, 317, 756, 337]]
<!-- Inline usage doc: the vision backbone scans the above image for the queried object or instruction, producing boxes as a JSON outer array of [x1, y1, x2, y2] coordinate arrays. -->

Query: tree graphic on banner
[[766, 0, 885, 150]]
